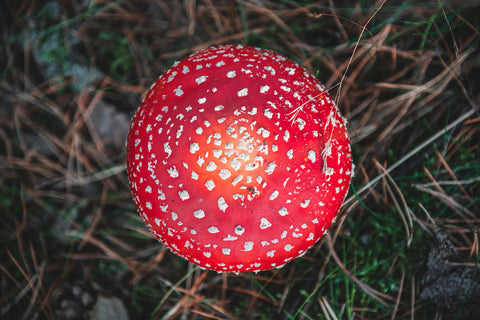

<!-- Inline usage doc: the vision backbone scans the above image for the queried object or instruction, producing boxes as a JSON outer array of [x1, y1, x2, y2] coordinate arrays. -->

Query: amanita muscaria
[[127, 44, 353, 273]]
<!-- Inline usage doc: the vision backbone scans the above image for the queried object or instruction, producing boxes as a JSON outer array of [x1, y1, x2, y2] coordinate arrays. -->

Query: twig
[[343, 106, 476, 207]]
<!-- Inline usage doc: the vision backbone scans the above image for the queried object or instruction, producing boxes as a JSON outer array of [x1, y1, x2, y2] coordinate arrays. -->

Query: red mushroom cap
[[127, 45, 353, 273]]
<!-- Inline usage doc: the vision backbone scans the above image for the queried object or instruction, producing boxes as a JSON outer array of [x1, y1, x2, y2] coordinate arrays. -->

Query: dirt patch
[[420, 231, 480, 319]]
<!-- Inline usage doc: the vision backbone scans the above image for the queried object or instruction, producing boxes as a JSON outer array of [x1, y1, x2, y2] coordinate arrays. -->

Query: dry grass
[[1, 0, 480, 319]]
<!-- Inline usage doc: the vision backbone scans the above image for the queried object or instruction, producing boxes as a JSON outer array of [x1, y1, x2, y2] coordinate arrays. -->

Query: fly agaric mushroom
[[127, 45, 353, 273]]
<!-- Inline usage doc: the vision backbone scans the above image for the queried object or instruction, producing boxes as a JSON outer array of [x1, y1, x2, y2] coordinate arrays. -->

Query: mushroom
[[126, 45, 353, 273]]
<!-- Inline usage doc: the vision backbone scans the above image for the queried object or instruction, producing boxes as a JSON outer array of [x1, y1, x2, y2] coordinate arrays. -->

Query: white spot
[[158, 191, 166, 200], [264, 108, 273, 118], [297, 118, 306, 130], [230, 159, 241, 171], [176, 125, 184, 138], [216, 60, 225, 67], [265, 162, 276, 175], [198, 97, 206, 104], [283, 130, 290, 142], [203, 252, 211, 258], [205, 180, 215, 191], [300, 199, 310, 208], [206, 161, 217, 171], [195, 127, 203, 134], [226, 125, 235, 135], [257, 127, 270, 138], [232, 175, 243, 185], [145, 186, 152, 193], [287, 149, 294, 159], [307, 233, 315, 241], [260, 218, 272, 229], [197, 156, 205, 167], [243, 242, 254, 251], [237, 88, 248, 97], [226, 71, 236, 78], [167, 71, 177, 82], [155, 218, 160, 226], [167, 166, 179, 178], [267, 250, 275, 257], [241, 67, 252, 74], [285, 67, 295, 75], [178, 190, 190, 201], [182, 65, 190, 74], [324, 167, 334, 176], [212, 149, 222, 158], [146, 202, 152, 210], [260, 85, 270, 93], [222, 248, 231, 255], [164, 142, 172, 157], [224, 234, 238, 241], [174, 86, 184, 96], [235, 225, 245, 235], [270, 190, 279, 200], [193, 209, 205, 218], [219, 169, 231, 180], [217, 197, 228, 212], [171, 212, 178, 221], [267, 101, 277, 109], [190, 142, 200, 154], [279, 207, 288, 216], [284, 244, 294, 251], [308, 150, 316, 163], [215, 105, 224, 111], [208, 226, 220, 234], [195, 75, 207, 84], [264, 66, 275, 75]]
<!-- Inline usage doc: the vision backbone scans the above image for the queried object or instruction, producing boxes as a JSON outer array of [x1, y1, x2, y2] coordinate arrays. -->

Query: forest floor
[[1, 1, 480, 319]]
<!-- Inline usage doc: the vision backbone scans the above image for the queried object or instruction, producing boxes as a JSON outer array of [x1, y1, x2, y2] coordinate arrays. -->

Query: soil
[[420, 231, 480, 319]]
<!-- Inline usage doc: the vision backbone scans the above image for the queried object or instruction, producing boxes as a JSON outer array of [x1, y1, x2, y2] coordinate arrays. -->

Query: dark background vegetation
[[1, 1, 479, 319]]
